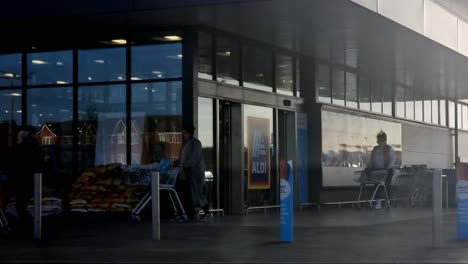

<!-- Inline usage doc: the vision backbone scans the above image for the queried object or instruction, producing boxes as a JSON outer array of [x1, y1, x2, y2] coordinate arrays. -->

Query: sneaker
[[169, 215, 188, 223], [199, 213, 211, 222], [374, 200, 382, 209]]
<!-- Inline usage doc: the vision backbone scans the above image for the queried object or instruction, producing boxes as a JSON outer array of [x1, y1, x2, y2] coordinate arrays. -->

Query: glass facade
[[28, 50, 73, 85], [332, 69, 345, 106], [78, 47, 126, 82], [0, 53, 21, 87], [216, 36, 239, 85], [198, 32, 213, 80], [243, 45, 273, 92], [276, 54, 294, 96], [317, 64, 331, 103]]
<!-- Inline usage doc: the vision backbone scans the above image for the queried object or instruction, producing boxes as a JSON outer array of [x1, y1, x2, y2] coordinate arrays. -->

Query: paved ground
[[1, 207, 468, 263]]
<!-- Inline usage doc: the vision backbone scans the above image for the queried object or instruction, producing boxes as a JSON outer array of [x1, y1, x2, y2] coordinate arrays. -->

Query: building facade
[[1, 0, 468, 214]]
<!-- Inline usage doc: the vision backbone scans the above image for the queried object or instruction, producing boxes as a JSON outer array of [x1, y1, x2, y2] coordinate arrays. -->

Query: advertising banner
[[247, 116, 271, 189], [458, 162, 468, 239], [280, 160, 293, 242], [297, 113, 308, 206]]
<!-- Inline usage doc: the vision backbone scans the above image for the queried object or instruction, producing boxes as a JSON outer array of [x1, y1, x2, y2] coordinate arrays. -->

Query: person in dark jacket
[[11, 128, 43, 235]]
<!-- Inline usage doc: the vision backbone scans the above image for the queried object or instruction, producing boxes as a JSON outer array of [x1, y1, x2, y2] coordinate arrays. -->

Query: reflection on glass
[[131, 82, 182, 165], [432, 100, 439, 125], [463, 105, 468, 130], [317, 64, 331, 103], [243, 46, 273, 91], [78, 84, 126, 168], [78, 47, 125, 82], [458, 103, 463, 129], [198, 32, 213, 80], [0, 89, 21, 124], [332, 69, 345, 106], [406, 87, 414, 120], [0, 54, 21, 87], [359, 76, 371, 111], [449, 100, 455, 128], [371, 81, 382, 113], [424, 100, 432, 123], [396, 85, 405, 118], [382, 82, 392, 115], [346, 72, 357, 108], [198, 97, 215, 206], [216, 37, 239, 85], [440, 100, 447, 126], [276, 55, 294, 96], [243, 104, 276, 207], [28, 87, 73, 179], [28, 50, 73, 85], [415, 100, 423, 122], [132, 43, 182, 80]]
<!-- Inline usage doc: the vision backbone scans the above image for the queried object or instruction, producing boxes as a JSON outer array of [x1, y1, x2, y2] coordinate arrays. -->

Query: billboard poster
[[457, 162, 468, 239], [247, 116, 271, 189], [297, 113, 308, 206], [280, 160, 293, 242]]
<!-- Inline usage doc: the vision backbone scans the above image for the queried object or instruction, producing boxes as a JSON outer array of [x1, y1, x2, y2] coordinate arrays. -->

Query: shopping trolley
[[356, 169, 391, 208], [131, 167, 187, 222]]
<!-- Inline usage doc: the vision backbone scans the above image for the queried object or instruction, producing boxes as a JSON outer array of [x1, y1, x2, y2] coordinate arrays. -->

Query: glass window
[[131, 81, 182, 165], [405, 87, 414, 120], [382, 82, 393, 115], [396, 85, 405, 118], [198, 31, 213, 80], [332, 69, 345, 106], [78, 84, 126, 169], [458, 103, 463, 129], [28, 87, 73, 179], [216, 37, 239, 85], [359, 76, 371, 111], [78, 47, 126, 83], [414, 87, 423, 122], [316, 64, 331, 103], [276, 55, 294, 96], [0, 54, 21, 87], [440, 100, 447, 126], [243, 104, 276, 207], [371, 80, 382, 113], [424, 99, 432, 123], [464, 105, 468, 130], [448, 100, 455, 128], [198, 97, 215, 207], [28, 50, 73, 85], [432, 100, 439, 125], [132, 43, 182, 80], [345, 72, 357, 109], [243, 46, 273, 91], [0, 89, 21, 124]]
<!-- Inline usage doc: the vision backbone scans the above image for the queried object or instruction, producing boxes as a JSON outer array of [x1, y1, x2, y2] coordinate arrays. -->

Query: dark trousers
[[175, 178, 194, 219], [377, 169, 394, 200]]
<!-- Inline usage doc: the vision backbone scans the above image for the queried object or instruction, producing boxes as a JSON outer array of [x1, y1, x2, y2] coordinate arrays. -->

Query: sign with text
[[458, 162, 468, 239], [247, 116, 271, 189], [280, 160, 293, 242]]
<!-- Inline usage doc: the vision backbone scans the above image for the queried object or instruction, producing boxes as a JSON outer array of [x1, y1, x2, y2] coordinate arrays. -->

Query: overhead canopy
[[2, 0, 467, 100]]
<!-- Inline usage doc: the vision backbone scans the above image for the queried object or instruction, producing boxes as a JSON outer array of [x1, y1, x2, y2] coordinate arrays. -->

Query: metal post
[[34, 173, 42, 241], [433, 169, 443, 248], [152, 172, 160, 241]]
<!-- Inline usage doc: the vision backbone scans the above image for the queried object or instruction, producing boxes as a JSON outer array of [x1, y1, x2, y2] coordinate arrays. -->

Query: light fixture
[[177, 54, 183, 58], [10, 93, 21, 97], [3, 73, 13, 78], [144, 87, 148, 90], [217, 51, 231, 57], [31, 46, 38, 50], [163, 35, 182, 41], [94, 59, 105, 64], [32, 60, 47, 65], [32, 104, 38, 107], [256, 74, 264, 77], [39, 114, 43, 117], [118, 76, 124, 80], [88, 77, 93, 81], [16, 110, 22, 113], [131, 77, 141, 81], [5, 110, 8, 113], [56, 61, 64, 66], [111, 39, 127, 45], [56, 81, 68, 84], [152, 71, 163, 75], [157, 74, 162, 78]]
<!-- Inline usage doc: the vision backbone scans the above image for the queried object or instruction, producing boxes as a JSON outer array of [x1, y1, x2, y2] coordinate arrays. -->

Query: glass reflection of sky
[[0, 89, 22, 124], [28, 51, 73, 85], [0, 54, 21, 87], [132, 43, 182, 80], [79, 47, 126, 82]]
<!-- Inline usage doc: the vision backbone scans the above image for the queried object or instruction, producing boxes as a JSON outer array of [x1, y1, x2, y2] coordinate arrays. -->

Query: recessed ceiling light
[[131, 77, 141, 81], [152, 71, 163, 75], [3, 73, 13, 78], [217, 51, 231, 57], [177, 54, 183, 58], [56, 81, 68, 84], [111, 39, 127, 45], [163, 35, 182, 41], [88, 77, 92, 81], [32, 60, 47, 65], [31, 46, 38, 50], [56, 61, 63, 66], [118, 76, 124, 80], [10, 93, 21, 97], [16, 110, 22, 113], [94, 59, 105, 64]]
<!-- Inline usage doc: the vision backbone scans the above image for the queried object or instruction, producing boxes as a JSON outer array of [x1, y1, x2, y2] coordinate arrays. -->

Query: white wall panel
[[425, 0, 459, 50], [378, 0, 424, 34], [351, 0, 377, 12], [458, 19, 468, 56]]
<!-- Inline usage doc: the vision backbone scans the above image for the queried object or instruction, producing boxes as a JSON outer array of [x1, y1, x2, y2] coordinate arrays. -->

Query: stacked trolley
[[356, 169, 391, 208]]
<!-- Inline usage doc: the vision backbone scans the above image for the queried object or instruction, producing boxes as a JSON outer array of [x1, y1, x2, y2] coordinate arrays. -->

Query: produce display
[[69, 164, 150, 213]]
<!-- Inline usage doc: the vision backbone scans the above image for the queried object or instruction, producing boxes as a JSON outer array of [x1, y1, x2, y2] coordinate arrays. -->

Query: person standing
[[180, 124, 210, 221], [369, 131, 396, 209], [11, 128, 43, 236]]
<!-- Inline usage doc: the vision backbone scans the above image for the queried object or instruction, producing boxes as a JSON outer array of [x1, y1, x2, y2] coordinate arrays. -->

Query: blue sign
[[458, 162, 468, 239], [297, 113, 308, 206], [280, 160, 293, 242]]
